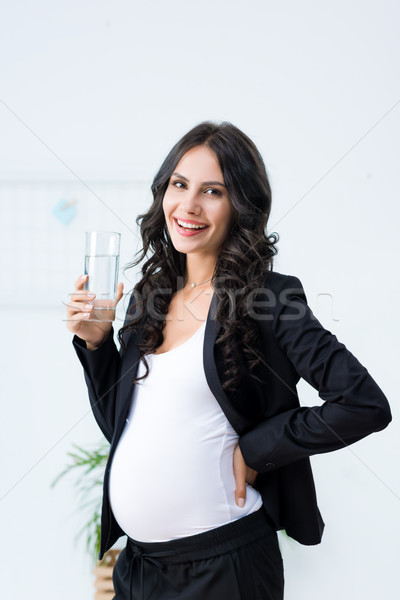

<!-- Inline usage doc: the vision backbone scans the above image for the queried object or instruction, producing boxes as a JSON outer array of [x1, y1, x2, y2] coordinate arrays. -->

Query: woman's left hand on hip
[[233, 443, 258, 508]]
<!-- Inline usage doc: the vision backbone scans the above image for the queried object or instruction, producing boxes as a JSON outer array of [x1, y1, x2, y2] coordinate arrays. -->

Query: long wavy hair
[[118, 121, 279, 392]]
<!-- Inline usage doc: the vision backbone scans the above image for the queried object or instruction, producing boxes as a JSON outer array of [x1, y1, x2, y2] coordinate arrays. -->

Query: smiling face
[[163, 145, 236, 259]]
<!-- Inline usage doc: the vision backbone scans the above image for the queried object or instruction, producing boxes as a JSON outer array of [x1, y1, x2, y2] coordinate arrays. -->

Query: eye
[[171, 179, 186, 189], [204, 188, 222, 196]]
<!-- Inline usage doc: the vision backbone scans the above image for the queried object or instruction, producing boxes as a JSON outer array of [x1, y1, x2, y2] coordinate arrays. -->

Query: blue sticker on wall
[[52, 198, 77, 224]]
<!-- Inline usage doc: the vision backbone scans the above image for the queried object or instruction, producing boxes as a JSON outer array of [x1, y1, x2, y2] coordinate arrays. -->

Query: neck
[[185, 253, 216, 286]]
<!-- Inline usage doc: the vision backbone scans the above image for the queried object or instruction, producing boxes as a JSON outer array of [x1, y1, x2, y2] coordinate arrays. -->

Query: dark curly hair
[[118, 121, 279, 392]]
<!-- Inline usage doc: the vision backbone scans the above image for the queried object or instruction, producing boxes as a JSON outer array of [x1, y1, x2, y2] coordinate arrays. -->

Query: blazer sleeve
[[238, 275, 392, 474], [72, 292, 135, 443]]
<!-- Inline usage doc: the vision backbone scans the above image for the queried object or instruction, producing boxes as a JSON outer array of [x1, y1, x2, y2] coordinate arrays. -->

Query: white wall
[[0, 1, 399, 598]]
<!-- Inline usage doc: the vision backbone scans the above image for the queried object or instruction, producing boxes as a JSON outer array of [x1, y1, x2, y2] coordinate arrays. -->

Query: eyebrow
[[172, 172, 227, 188]]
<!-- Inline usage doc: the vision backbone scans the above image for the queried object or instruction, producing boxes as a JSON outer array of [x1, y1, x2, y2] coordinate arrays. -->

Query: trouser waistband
[[126, 505, 275, 564]]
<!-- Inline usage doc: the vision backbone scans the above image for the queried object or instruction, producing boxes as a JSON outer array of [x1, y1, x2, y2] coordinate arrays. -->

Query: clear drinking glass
[[83, 231, 121, 321]]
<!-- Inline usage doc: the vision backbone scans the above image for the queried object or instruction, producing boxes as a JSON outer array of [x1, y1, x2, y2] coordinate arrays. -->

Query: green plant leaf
[[51, 440, 110, 563]]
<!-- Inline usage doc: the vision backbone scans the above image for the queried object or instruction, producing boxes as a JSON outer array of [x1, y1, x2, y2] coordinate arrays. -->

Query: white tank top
[[108, 320, 262, 542]]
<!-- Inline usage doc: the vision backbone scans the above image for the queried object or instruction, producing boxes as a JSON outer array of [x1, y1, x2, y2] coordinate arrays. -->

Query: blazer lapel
[[203, 293, 251, 434], [112, 328, 143, 443]]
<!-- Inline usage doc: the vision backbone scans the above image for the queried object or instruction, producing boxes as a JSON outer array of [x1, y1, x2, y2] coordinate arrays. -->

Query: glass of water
[[84, 231, 121, 321]]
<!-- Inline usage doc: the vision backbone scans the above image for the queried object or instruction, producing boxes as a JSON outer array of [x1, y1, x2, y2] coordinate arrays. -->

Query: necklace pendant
[[191, 283, 196, 288]]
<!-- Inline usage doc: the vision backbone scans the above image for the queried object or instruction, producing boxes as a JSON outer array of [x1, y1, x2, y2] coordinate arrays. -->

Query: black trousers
[[112, 506, 284, 600]]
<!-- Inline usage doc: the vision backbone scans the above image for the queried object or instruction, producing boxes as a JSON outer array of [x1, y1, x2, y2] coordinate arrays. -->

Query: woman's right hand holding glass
[[66, 274, 124, 350]]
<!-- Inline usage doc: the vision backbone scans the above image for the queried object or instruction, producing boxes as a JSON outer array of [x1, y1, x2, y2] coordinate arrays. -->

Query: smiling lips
[[173, 217, 209, 236]]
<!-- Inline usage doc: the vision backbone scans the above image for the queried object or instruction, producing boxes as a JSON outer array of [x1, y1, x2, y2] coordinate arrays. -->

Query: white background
[[0, 1, 399, 598]]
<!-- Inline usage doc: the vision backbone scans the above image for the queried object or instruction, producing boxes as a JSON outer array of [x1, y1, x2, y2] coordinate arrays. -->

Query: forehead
[[175, 146, 223, 180]]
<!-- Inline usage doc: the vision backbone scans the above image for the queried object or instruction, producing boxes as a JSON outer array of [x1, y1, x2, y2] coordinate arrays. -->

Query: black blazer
[[72, 270, 392, 561]]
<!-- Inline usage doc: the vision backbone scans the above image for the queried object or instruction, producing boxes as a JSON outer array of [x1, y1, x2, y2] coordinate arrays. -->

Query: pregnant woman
[[66, 121, 391, 600]]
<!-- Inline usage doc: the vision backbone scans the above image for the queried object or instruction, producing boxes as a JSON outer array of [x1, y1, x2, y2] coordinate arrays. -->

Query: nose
[[181, 188, 201, 214]]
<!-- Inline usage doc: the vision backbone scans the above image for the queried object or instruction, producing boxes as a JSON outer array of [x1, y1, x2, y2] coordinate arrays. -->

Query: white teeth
[[177, 219, 207, 230]]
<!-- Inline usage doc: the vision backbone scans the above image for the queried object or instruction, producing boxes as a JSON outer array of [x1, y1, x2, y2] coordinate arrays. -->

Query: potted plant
[[51, 442, 122, 599]]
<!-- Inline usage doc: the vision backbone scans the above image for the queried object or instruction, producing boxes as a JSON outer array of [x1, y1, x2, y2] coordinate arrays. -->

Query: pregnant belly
[[108, 426, 263, 542]]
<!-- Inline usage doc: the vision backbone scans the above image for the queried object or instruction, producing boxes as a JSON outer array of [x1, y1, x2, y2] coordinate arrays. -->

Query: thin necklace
[[189, 276, 212, 288]]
